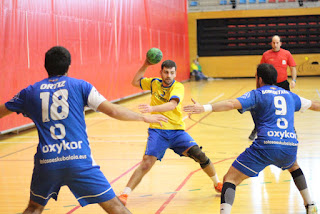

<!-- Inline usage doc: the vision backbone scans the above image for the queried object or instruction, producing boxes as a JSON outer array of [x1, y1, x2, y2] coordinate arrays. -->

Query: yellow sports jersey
[[140, 78, 185, 130]]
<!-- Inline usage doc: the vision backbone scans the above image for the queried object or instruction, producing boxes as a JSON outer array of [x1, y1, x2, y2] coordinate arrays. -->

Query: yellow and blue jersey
[[140, 77, 185, 130]]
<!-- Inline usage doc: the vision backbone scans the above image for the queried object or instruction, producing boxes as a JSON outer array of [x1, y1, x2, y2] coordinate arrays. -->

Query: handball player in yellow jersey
[[118, 59, 222, 205]]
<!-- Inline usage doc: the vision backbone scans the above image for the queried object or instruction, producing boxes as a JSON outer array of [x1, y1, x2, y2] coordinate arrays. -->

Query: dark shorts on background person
[[30, 166, 116, 206], [145, 128, 197, 160], [275, 80, 290, 91]]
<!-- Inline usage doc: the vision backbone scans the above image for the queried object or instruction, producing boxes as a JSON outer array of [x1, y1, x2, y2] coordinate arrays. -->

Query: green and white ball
[[146, 48, 163, 64]]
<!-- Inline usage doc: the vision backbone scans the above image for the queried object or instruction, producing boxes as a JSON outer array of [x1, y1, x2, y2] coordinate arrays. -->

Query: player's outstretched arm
[[183, 98, 242, 114], [0, 104, 13, 118], [309, 100, 320, 111], [97, 100, 168, 125], [131, 60, 152, 87], [138, 99, 178, 113]]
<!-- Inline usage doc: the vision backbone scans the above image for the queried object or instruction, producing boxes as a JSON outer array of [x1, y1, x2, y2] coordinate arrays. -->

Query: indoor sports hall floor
[[1, 77, 319, 214]]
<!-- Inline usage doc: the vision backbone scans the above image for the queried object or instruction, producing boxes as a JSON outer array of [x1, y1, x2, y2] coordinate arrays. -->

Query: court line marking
[[0, 141, 37, 144], [316, 88, 320, 97], [208, 93, 225, 104], [0, 144, 37, 159], [155, 157, 236, 214]]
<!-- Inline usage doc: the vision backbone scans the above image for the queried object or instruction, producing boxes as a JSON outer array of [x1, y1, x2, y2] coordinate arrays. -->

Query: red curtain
[[0, 0, 190, 132]]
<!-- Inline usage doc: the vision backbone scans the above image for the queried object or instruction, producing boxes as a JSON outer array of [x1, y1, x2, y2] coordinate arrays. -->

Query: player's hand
[[183, 98, 205, 114], [144, 59, 153, 66], [142, 114, 168, 127], [138, 104, 153, 113], [290, 80, 296, 89]]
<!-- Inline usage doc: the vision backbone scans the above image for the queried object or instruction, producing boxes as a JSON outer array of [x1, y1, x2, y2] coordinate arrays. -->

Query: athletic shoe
[[214, 182, 223, 193], [248, 128, 257, 140], [118, 193, 128, 206], [306, 203, 318, 214]]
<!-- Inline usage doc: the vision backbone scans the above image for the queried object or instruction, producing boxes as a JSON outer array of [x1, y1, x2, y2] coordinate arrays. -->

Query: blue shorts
[[232, 145, 297, 177], [145, 128, 197, 160], [30, 165, 116, 206]]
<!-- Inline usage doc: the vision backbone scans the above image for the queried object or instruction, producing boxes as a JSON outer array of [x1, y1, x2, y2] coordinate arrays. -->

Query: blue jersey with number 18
[[5, 76, 106, 170], [237, 85, 308, 150]]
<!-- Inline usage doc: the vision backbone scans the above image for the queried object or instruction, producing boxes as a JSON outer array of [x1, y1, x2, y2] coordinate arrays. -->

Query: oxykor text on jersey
[[42, 140, 83, 154], [267, 130, 297, 139]]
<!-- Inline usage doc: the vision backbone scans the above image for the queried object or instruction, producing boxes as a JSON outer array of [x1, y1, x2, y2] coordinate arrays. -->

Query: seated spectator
[[190, 59, 208, 81]]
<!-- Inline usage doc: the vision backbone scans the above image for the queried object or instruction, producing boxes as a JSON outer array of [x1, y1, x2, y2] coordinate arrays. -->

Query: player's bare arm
[[138, 99, 178, 113], [290, 66, 297, 89], [131, 60, 152, 87], [183, 98, 242, 114], [0, 104, 13, 118], [309, 100, 320, 111], [97, 100, 168, 124]]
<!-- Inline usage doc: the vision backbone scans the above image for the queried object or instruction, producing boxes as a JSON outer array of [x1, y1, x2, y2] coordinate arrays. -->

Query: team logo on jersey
[[282, 60, 286, 65], [270, 87, 276, 90], [8, 92, 21, 102], [49, 78, 59, 82], [240, 92, 250, 99], [160, 91, 166, 97]]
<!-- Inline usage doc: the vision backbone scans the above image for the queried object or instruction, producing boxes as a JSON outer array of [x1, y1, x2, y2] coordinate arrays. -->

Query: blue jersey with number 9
[[5, 76, 102, 170], [237, 85, 302, 150]]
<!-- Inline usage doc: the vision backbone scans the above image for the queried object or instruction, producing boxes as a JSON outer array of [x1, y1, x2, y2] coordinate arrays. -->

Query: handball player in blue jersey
[[184, 63, 320, 214], [0, 46, 168, 214]]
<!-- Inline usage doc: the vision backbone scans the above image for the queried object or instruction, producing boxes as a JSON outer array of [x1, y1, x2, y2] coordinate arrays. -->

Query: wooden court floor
[[0, 77, 319, 214]]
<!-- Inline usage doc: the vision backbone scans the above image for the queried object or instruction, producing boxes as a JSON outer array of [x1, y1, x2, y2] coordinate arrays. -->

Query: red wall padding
[[0, 0, 190, 132]]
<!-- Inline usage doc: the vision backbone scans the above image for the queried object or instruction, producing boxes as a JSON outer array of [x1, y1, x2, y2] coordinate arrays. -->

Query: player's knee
[[140, 162, 153, 172], [140, 158, 155, 172], [187, 145, 211, 168], [223, 174, 228, 183]]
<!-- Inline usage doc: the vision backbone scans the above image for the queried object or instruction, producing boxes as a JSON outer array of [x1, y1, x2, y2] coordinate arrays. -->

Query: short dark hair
[[257, 63, 277, 85], [45, 46, 71, 77], [161, 60, 176, 70]]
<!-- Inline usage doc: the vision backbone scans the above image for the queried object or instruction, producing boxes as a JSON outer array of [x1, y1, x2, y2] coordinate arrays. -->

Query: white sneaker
[[306, 203, 318, 214]]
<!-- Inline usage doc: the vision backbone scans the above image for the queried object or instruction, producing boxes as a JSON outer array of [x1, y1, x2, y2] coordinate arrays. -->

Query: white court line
[[208, 93, 225, 104], [316, 89, 320, 97]]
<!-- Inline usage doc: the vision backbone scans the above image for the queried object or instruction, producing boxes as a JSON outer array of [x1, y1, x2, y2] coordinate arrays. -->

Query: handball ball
[[146, 48, 163, 64]]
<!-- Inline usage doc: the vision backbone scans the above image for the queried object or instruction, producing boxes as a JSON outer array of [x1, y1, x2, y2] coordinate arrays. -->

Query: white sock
[[220, 203, 232, 214], [123, 187, 132, 195], [300, 189, 313, 205], [210, 174, 220, 186]]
